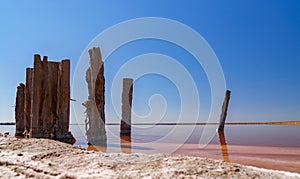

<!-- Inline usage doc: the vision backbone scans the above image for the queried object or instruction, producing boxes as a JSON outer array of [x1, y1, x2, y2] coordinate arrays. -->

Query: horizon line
[[1, 121, 299, 126]]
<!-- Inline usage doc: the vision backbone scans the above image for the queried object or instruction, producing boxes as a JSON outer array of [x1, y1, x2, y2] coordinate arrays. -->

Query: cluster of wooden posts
[[15, 47, 133, 145], [15, 46, 230, 145], [15, 55, 75, 144]]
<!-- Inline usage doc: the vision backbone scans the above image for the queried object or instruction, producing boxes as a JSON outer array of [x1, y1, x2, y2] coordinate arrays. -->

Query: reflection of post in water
[[87, 143, 107, 153], [218, 130, 230, 162], [120, 134, 132, 154], [83, 47, 106, 145]]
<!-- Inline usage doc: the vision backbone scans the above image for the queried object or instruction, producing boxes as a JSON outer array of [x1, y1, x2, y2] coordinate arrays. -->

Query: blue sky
[[0, 1, 299, 123]]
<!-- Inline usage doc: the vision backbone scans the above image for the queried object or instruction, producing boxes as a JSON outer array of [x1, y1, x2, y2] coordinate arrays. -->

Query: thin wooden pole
[[218, 90, 231, 131]]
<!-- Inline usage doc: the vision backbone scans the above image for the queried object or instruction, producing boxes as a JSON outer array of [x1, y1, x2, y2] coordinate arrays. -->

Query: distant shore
[[0, 122, 15, 125], [2, 121, 299, 126], [106, 120, 300, 125]]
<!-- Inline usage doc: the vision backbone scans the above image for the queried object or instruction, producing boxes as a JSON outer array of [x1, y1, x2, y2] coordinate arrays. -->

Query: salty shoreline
[[176, 143, 300, 174], [1, 138, 300, 178]]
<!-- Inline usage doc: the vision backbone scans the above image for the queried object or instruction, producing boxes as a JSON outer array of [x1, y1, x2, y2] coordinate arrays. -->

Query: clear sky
[[0, 1, 299, 123]]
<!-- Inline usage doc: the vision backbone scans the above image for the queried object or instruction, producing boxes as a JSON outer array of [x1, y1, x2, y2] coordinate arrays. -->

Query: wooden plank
[[57, 59, 70, 138], [24, 68, 33, 137], [30, 54, 43, 138], [46, 62, 59, 138], [40, 56, 49, 138], [15, 83, 25, 137]]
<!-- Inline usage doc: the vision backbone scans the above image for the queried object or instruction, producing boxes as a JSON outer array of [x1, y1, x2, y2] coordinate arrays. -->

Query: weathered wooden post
[[57, 60, 70, 138], [83, 47, 106, 145], [218, 90, 231, 131], [120, 78, 133, 136], [15, 83, 25, 137], [41, 57, 50, 138], [87, 47, 105, 124], [30, 54, 43, 138], [42, 61, 59, 138], [24, 68, 33, 137]]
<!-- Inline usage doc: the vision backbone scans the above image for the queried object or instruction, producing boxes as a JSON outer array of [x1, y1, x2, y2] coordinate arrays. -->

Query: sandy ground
[[1, 138, 300, 178]]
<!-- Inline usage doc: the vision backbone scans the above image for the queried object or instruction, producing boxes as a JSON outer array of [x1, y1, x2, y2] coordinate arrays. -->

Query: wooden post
[[45, 62, 60, 138], [120, 78, 133, 136], [24, 68, 33, 137], [57, 60, 70, 138], [84, 47, 106, 145], [15, 83, 25, 137], [30, 54, 43, 138], [41, 56, 49, 138], [87, 47, 105, 124], [218, 90, 231, 131]]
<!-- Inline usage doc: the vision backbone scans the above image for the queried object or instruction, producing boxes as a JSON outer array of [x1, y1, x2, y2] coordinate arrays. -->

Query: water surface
[[1, 124, 299, 148], [1, 124, 300, 172]]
